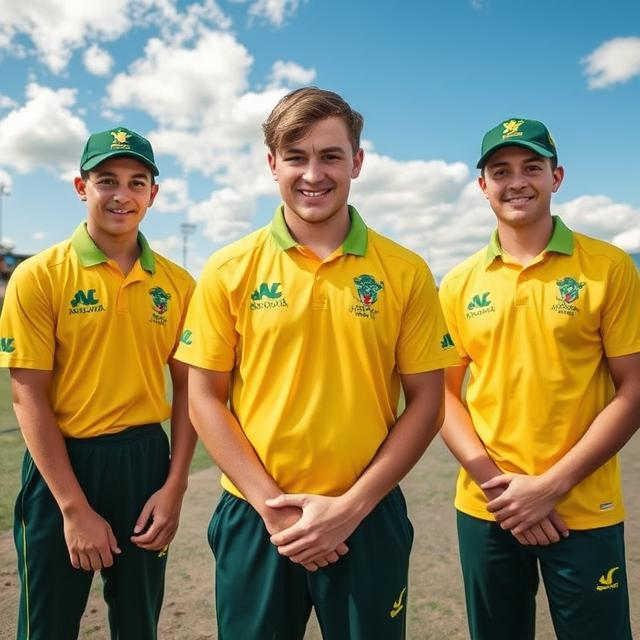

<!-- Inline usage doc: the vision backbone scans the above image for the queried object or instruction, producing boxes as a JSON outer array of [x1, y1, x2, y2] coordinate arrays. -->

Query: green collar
[[70, 223, 156, 273], [485, 215, 574, 264], [270, 205, 368, 256]]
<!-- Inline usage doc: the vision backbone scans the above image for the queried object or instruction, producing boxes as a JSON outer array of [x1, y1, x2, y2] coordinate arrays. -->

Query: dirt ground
[[1, 436, 639, 639]]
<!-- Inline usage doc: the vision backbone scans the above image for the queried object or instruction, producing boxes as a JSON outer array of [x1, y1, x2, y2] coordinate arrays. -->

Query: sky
[[0, 0, 639, 278]]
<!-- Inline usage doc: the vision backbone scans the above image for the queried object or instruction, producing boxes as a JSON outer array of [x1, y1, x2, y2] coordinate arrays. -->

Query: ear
[[74, 176, 87, 201], [148, 183, 159, 207], [478, 175, 489, 199], [551, 165, 564, 193], [267, 152, 278, 179], [351, 148, 364, 179]]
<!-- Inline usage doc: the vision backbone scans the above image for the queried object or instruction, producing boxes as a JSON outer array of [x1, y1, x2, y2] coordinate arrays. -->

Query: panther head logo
[[354, 274, 384, 306], [149, 287, 171, 314], [556, 277, 585, 304]]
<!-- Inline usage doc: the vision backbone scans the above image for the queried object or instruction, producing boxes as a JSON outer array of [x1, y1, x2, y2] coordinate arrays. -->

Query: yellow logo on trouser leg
[[157, 544, 169, 558], [389, 587, 407, 618], [596, 566, 619, 591]]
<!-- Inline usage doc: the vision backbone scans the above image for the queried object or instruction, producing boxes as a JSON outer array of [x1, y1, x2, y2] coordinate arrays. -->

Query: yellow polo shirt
[[439, 216, 640, 529], [0, 223, 195, 438], [176, 206, 459, 498]]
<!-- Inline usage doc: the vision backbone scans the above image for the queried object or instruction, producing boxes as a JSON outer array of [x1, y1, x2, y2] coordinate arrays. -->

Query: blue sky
[[0, 0, 639, 277]]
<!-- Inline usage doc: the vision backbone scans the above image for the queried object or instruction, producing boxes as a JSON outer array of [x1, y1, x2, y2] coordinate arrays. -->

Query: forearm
[[441, 392, 502, 487], [342, 370, 444, 520], [542, 388, 640, 497], [189, 390, 281, 515], [164, 362, 197, 491], [11, 369, 90, 517]]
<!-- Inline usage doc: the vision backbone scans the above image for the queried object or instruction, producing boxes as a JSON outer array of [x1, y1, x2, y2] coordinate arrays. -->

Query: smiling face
[[478, 145, 564, 230], [268, 116, 363, 232], [74, 156, 158, 245]]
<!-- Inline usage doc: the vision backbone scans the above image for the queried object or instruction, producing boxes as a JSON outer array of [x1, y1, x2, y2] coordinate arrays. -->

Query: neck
[[497, 215, 554, 266], [86, 223, 141, 274], [283, 205, 351, 260]]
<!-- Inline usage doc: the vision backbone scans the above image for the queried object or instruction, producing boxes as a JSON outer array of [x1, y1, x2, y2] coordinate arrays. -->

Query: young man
[[439, 118, 640, 639], [0, 127, 197, 640], [175, 87, 459, 639]]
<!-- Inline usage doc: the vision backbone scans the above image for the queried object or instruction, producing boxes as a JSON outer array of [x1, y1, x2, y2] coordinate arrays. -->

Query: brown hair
[[263, 87, 364, 154]]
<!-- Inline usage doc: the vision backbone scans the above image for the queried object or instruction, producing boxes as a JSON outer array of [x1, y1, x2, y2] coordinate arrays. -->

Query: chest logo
[[350, 274, 383, 320], [69, 289, 105, 314], [466, 291, 495, 318], [149, 287, 171, 325], [551, 277, 585, 316], [250, 282, 288, 310]]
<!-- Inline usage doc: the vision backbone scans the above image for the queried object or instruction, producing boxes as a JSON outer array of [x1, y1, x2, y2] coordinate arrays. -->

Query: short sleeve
[[439, 276, 470, 362], [600, 254, 640, 357], [0, 263, 55, 370], [173, 257, 237, 371], [396, 261, 463, 374]]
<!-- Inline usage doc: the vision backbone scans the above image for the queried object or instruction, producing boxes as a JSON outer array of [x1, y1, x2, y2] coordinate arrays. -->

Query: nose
[[112, 186, 132, 203], [302, 159, 323, 183], [506, 171, 529, 191]]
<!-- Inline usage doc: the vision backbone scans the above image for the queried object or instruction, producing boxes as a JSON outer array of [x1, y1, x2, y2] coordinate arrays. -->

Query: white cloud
[[0, 0, 130, 73], [554, 195, 640, 238], [153, 177, 191, 212], [0, 94, 17, 109], [0, 83, 88, 174], [0, 168, 13, 190], [0, 0, 230, 74], [248, 0, 304, 26], [148, 233, 182, 254], [106, 31, 253, 129], [33, 231, 46, 240], [189, 187, 254, 242], [612, 228, 640, 253], [83, 44, 114, 76], [268, 60, 315, 88], [582, 37, 640, 89]]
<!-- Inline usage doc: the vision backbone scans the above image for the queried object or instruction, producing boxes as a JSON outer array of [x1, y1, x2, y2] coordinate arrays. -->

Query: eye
[[131, 180, 147, 188], [96, 178, 115, 186], [284, 155, 303, 163]]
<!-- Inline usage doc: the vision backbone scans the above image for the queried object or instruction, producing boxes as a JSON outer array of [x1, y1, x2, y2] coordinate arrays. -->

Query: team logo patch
[[180, 329, 193, 345], [0, 337, 16, 353], [350, 274, 383, 319], [596, 567, 620, 592], [110, 129, 131, 149], [466, 291, 495, 319], [551, 277, 585, 316], [440, 333, 455, 349], [69, 289, 105, 315], [502, 119, 525, 139], [249, 282, 288, 310], [149, 287, 171, 325]]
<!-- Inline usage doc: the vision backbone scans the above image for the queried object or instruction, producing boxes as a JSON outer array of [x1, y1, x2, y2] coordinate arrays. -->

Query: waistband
[[65, 423, 163, 447]]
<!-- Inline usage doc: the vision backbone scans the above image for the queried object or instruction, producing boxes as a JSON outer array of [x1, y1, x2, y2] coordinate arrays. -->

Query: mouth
[[503, 195, 534, 205], [299, 189, 332, 198], [107, 208, 135, 215]]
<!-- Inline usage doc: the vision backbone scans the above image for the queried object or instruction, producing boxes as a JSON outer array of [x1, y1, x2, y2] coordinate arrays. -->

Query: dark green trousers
[[210, 487, 414, 640], [14, 424, 170, 640], [457, 511, 632, 640]]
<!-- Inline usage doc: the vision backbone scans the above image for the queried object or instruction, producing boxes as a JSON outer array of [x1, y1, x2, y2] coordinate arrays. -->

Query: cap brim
[[81, 150, 159, 176], [476, 141, 555, 169]]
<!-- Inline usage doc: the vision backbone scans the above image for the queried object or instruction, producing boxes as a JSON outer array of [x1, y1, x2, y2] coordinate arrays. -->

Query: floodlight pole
[[0, 182, 10, 253], [180, 223, 196, 270]]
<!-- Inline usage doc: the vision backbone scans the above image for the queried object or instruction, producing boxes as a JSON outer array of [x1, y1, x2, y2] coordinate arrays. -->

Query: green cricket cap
[[477, 118, 557, 169], [80, 126, 159, 176]]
